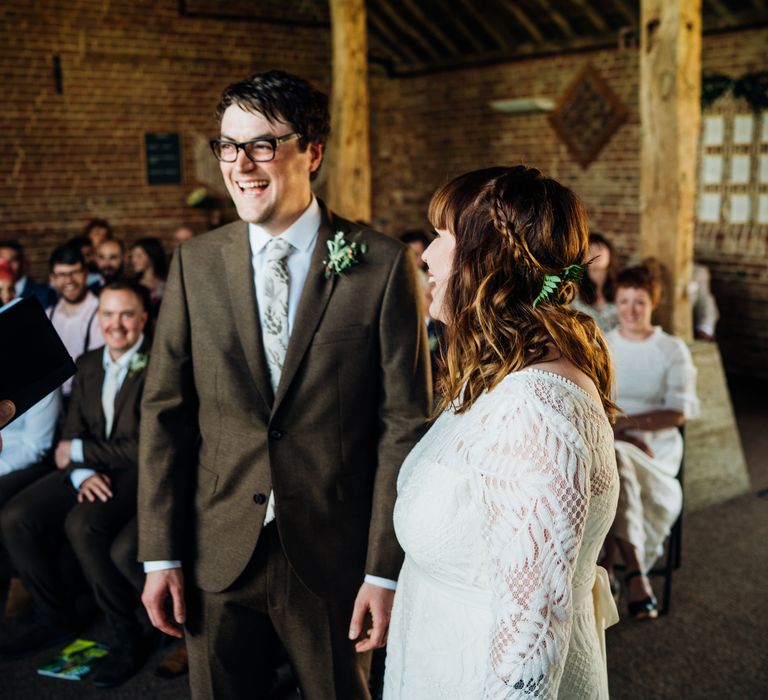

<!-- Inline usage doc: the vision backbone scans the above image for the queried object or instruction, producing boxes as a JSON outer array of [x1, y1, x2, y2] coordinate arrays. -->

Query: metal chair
[[647, 424, 685, 615]]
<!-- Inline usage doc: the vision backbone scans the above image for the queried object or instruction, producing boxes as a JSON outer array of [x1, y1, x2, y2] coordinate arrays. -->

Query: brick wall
[[0, 0, 330, 274], [370, 27, 768, 377]]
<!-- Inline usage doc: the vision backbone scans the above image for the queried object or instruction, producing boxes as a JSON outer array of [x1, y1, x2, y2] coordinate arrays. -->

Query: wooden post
[[327, 0, 371, 223], [639, 0, 701, 339]]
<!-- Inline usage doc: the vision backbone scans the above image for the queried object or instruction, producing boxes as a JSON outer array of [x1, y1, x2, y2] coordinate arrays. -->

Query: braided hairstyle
[[428, 165, 616, 416]]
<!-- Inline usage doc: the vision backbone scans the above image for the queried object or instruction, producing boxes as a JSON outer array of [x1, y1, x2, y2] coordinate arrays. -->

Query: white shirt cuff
[[696, 323, 715, 336], [364, 574, 397, 591], [70, 468, 96, 490], [69, 438, 84, 463], [143, 560, 182, 573]]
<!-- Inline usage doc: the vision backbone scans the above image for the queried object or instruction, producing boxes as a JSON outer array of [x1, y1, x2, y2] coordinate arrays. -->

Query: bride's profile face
[[422, 228, 455, 324]]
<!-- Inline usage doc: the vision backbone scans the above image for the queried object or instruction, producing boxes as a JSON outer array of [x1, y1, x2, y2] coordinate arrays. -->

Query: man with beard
[[48, 244, 105, 399], [91, 239, 126, 293]]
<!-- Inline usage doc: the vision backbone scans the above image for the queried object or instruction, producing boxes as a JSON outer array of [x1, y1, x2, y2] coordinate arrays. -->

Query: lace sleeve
[[479, 395, 590, 699]]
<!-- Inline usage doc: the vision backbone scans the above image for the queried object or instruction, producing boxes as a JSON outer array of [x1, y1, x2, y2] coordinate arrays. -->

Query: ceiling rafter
[[706, 0, 735, 19], [531, 0, 575, 38], [367, 12, 421, 66], [453, 0, 509, 50], [497, 0, 545, 43], [373, 0, 444, 60], [430, 0, 487, 52], [398, 0, 460, 55], [605, 0, 639, 25], [569, 0, 609, 31]]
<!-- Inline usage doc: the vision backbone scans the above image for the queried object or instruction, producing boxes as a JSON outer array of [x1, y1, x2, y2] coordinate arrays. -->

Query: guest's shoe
[[624, 571, 658, 620], [4, 577, 32, 618], [91, 641, 144, 688], [154, 641, 188, 679], [0, 613, 75, 660]]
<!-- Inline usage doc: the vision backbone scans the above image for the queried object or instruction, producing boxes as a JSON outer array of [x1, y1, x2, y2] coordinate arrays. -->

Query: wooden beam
[[570, 0, 609, 31], [367, 13, 421, 65], [705, 0, 734, 20], [373, 0, 443, 60], [327, 0, 371, 223], [640, 0, 702, 339], [531, 0, 575, 37], [606, 0, 639, 26], [399, 0, 460, 55], [432, 0, 487, 52], [498, 0, 545, 42], [454, 0, 508, 50]]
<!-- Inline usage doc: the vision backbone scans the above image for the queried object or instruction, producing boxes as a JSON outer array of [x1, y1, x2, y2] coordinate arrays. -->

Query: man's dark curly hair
[[216, 70, 330, 154]]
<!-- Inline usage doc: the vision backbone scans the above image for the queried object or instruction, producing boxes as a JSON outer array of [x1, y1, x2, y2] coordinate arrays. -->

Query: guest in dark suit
[[0, 240, 57, 309], [0, 281, 150, 687], [138, 70, 432, 700]]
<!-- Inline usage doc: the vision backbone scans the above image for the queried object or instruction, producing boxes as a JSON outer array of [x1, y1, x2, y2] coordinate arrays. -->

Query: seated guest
[[172, 224, 195, 247], [691, 263, 719, 341], [0, 390, 61, 616], [0, 281, 150, 686], [47, 244, 105, 399], [90, 238, 126, 294], [572, 231, 619, 334], [603, 265, 699, 619], [67, 235, 101, 288], [0, 259, 16, 306], [0, 240, 57, 309], [399, 229, 432, 272], [129, 237, 167, 317], [83, 218, 113, 249]]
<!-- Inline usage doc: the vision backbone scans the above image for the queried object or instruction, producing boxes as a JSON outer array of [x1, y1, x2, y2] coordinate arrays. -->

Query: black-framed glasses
[[209, 133, 302, 163]]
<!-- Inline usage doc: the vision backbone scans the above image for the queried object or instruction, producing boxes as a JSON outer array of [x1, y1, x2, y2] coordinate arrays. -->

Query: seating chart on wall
[[698, 112, 768, 225]]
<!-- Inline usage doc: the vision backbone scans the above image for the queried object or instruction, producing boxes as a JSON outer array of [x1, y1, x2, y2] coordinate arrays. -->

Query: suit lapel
[[272, 205, 340, 414], [221, 222, 274, 412]]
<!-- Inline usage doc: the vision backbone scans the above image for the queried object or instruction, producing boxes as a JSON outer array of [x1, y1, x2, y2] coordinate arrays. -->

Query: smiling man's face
[[218, 104, 322, 236]]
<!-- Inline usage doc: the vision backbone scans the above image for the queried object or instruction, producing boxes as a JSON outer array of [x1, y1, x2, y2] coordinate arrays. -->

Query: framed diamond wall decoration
[[549, 64, 628, 168]]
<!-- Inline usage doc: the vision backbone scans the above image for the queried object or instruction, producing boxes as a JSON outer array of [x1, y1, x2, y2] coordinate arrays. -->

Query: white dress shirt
[[0, 390, 61, 476], [145, 199, 396, 590], [69, 334, 145, 490]]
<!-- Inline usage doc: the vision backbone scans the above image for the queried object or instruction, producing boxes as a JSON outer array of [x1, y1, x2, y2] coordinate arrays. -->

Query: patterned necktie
[[102, 363, 121, 437], [263, 237, 292, 392]]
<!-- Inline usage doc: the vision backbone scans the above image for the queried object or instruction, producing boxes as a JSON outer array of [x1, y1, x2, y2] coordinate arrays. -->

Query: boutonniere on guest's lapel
[[322, 231, 368, 279], [128, 352, 149, 377]]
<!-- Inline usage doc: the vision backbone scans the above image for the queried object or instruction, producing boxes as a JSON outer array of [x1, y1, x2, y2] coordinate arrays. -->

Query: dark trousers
[[185, 523, 372, 700], [0, 468, 139, 632], [0, 461, 54, 585]]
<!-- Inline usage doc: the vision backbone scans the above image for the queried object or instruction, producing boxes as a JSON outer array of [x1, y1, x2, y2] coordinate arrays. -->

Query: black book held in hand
[[0, 296, 76, 426]]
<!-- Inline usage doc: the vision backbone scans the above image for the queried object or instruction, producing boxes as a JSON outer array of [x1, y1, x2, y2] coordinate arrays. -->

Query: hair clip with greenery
[[533, 263, 587, 307]]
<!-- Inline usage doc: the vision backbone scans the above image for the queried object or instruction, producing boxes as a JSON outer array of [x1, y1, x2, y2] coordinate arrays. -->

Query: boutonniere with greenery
[[128, 352, 149, 377], [533, 263, 587, 307], [322, 231, 368, 279]]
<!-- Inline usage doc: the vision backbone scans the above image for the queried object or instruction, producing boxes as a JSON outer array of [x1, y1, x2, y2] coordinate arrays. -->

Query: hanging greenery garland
[[702, 71, 768, 111]]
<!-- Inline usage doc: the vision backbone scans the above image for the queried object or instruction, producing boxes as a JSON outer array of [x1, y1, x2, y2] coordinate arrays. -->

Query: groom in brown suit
[[138, 70, 431, 699]]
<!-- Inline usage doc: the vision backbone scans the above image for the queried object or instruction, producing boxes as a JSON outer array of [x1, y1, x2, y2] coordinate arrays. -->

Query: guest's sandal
[[624, 571, 658, 620]]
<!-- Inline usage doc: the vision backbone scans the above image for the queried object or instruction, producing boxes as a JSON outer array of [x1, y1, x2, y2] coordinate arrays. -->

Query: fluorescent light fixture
[[489, 98, 555, 113]]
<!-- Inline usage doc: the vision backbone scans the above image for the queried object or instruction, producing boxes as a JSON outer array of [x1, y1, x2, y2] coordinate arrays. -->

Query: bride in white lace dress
[[384, 166, 620, 699]]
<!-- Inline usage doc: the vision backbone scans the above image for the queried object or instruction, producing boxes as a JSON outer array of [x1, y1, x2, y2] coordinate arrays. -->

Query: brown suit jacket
[[138, 202, 431, 599], [63, 339, 151, 470]]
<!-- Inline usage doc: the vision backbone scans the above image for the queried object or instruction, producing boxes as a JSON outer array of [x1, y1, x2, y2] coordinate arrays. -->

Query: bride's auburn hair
[[428, 165, 616, 417]]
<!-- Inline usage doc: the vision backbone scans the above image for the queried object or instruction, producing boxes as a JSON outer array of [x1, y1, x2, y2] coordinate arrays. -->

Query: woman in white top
[[604, 265, 699, 619], [571, 232, 619, 334], [384, 166, 620, 699]]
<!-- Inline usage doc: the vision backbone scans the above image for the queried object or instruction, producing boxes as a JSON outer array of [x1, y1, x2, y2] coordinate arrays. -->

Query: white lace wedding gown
[[384, 369, 619, 699]]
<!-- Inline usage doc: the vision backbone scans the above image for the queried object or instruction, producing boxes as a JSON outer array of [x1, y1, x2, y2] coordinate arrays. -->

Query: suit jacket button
[[253, 493, 267, 505], [268, 429, 284, 440]]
